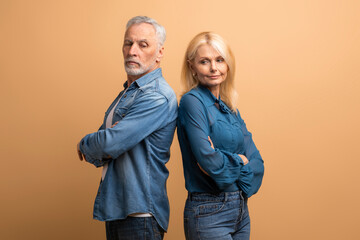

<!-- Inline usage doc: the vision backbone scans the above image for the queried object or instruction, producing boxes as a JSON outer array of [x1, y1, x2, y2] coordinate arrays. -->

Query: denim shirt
[[177, 86, 264, 198], [79, 68, 177, 231]]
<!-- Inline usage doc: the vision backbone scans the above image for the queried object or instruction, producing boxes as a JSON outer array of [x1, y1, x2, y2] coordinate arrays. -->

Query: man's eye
[[139, 43, 148, 48]]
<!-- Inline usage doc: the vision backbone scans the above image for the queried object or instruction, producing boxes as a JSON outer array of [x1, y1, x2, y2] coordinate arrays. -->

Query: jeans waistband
[[187, 191, 245, 202]]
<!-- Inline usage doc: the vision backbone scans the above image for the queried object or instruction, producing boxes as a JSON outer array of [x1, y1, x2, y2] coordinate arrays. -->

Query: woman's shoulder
[[179, 88, 207, 111], [180, 90, 201, 105], [181, 87, 207, 101]]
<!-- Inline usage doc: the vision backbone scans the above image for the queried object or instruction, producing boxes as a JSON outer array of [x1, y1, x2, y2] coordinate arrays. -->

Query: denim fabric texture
[[177, 86, 264, 197], [184, 191, 250, 240], [106, 216, 164, 240], [79, 68, 178, 231]]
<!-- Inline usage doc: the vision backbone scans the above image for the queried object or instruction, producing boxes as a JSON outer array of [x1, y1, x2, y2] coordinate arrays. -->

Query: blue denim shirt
[[177, 86, 264, 197], [79, 68, 177, 231]]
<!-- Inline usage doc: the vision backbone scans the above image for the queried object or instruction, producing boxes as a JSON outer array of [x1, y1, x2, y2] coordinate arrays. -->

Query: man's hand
[[77, 142, 86, 161], [111, 121, 119, 128], [77, 121, 118, 163]]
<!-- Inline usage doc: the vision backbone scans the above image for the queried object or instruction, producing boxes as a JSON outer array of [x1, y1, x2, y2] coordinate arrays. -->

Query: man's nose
[[128, 44, 139, 56]]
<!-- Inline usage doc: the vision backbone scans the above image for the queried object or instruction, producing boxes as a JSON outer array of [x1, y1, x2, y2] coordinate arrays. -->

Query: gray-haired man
[[77, 16, 177, 239]]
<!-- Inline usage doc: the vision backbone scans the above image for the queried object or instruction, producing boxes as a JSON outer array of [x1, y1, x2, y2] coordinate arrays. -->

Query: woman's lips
[[207, 75, 221, 79]]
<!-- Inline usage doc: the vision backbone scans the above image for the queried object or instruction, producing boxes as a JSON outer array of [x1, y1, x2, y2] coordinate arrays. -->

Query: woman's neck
[[206, 85, 220, 99]]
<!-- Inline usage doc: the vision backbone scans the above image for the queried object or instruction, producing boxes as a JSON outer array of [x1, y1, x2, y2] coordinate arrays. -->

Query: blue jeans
[[184, 191, 250, 240], [105, 216, 164, 240]]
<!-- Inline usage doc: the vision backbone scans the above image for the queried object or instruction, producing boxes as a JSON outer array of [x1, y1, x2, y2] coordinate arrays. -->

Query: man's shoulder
[[157, 77, 176, 99], [140, 75, 176, 101]]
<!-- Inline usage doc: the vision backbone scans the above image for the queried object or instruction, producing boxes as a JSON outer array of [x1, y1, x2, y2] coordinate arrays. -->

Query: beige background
[[1, 0, 360, 239]]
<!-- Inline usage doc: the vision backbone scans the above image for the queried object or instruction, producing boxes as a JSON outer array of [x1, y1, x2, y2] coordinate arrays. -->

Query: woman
[[177, 32, 265, 240]]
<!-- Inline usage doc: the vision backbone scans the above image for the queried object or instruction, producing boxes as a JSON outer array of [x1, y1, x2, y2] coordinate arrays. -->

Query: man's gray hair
[[126, 16, 166, 47]]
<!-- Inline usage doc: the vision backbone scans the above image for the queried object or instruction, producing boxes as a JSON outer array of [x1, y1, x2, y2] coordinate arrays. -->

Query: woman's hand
[[208, 136, 214, 149], [209, 136, 249, 165], [196, 136, 215, 176], [238, 154, 249, 165]]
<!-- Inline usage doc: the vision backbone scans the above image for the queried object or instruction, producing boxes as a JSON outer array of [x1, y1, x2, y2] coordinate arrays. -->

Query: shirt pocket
[[211, 118, 244, 152], [113, 92, 137, 121]]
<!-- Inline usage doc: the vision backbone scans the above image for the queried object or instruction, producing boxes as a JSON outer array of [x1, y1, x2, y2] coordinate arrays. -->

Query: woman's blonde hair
[[181, 32, 238, 111]]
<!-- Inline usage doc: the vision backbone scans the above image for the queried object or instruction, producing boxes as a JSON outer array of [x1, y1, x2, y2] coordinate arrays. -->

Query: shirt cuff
[[79, 137, 105, 168]]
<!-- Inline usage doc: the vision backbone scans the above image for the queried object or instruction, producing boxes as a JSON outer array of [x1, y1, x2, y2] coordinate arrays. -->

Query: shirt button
[[123, 95, 127, 98], [122, 114, 125, 118]]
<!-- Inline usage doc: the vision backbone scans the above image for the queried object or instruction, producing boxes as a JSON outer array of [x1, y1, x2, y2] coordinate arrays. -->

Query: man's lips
[[126, 61, 139, 65]]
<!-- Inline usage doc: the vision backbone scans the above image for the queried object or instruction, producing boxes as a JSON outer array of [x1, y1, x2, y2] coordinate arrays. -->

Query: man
[[77, 16, 177, 240]]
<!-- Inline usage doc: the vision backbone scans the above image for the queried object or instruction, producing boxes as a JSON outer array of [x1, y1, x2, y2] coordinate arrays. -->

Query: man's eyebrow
[[124, 38, 149, 41]]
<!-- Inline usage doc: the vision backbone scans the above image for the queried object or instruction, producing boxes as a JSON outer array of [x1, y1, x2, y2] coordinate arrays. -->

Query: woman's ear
[[187, 60, 196, 76]]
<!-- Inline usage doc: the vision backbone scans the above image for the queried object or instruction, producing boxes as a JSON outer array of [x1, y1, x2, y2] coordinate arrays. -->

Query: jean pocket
[[196, 202, 225, 217], [150, 217, 164, 240]]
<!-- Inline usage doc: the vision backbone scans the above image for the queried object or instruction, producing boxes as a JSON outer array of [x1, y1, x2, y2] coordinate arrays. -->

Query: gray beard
[[124, 56, 158, 76], [124, 64, 153, 76]]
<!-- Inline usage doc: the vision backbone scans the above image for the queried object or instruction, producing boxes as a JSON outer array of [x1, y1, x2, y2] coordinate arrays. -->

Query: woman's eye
[[217, 58, 224, 62], [200, 60, 208, 64]]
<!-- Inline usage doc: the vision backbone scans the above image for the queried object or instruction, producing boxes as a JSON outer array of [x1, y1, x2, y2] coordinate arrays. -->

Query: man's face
[[122, 23, 163, 79]]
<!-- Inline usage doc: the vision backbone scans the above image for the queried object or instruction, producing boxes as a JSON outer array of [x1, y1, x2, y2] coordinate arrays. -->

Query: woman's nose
[[210, 61, 217, 72]]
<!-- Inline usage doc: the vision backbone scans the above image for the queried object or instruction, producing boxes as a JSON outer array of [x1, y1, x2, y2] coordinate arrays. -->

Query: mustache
[[125, 57, 140, 65]]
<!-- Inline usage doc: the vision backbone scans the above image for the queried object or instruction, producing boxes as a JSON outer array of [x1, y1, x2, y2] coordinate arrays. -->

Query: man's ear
[[155, 46, 164, 63]]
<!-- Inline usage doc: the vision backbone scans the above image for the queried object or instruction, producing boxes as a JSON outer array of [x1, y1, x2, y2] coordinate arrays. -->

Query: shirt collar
[[198, 85, 231, 113], [123, 68, 162, 89]]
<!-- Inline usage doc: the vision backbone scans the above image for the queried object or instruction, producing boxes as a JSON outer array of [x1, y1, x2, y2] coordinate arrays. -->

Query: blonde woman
[[177, 32, 264, 240]]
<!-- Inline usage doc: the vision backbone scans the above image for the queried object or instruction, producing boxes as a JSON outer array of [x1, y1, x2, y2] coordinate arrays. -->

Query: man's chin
[[125, 69, 146, 76], [125, 66, 144, 76], [125, 63, 156, 76]]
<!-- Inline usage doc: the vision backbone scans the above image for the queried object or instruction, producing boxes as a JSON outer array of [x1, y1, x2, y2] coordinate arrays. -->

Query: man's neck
[[126, 66, 159, 86], [127, 75, 141, 86]]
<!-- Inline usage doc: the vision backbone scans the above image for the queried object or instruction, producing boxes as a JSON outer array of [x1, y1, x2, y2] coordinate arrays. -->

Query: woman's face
[[190, 44, 228, 90]]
